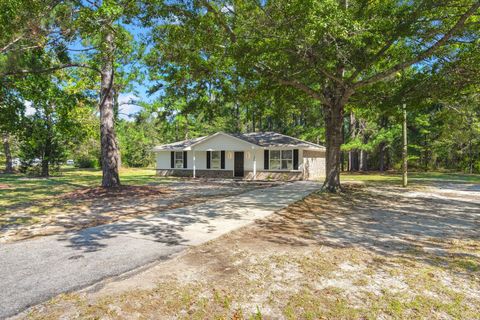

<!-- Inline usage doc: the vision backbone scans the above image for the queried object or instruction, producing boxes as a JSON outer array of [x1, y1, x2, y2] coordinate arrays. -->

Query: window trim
[[269, 149, 297, 171], [174, 151, 184, 168], [210, 150, 221, 169]]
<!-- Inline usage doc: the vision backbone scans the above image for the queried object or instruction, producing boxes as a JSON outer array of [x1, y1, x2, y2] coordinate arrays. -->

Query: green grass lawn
[[2, 169, 478, 212], [0, 168, 162, 213], [342, 171, 480, 185]]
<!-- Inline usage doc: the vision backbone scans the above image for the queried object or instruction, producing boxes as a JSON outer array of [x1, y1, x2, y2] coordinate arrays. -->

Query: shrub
[[75, 156, 99, 168]]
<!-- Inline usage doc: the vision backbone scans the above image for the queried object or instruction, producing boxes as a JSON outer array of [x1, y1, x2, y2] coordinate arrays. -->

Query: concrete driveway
[[0, 181, 320, 319]]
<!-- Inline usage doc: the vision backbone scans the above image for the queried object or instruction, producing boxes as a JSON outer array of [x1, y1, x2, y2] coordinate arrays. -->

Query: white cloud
[[221, 4, 234, 13], [24, 101, 36, 116], [118, 93, 143, 120]]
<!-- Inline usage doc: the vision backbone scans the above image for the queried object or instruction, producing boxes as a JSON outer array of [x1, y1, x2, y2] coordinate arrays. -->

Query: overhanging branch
[[1, 63, 101, 77], [278, 79, 329, 106], [352, 2, 480, 89], [201, 0, 237, 43]]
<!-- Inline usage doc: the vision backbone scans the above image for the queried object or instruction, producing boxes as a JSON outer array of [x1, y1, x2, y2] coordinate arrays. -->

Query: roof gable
[[151, 136, 207, 151], [189, 132, 257, 150], [152, 131, 325, 151]]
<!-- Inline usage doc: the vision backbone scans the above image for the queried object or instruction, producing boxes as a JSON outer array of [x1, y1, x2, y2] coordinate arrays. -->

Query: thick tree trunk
[[41, 159, 49, 177], [2, 133, 13, 173], [113, 87, 122, 169], [100, 30, 121, 187], [323, 102, 344, 192]]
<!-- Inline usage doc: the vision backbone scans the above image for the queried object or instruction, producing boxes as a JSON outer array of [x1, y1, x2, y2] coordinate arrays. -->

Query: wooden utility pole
[[402, 103, 408, 187]]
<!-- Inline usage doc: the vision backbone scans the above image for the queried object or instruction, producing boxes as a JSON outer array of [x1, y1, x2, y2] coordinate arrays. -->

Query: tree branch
[[1, 63, 101, 77], [278, 79, 329, 106], [348, 37, 396, 83], [352, 2, 480, 89], [0, 36, 24, 54], [201, 0, 237, 43]]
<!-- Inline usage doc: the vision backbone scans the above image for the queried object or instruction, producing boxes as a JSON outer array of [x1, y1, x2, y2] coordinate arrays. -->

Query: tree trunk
[[359, 149, 367, 171], [379, 142, 385, 171], [402, 103, 408, 187], [340, 151, 344, 172], [41, 134, 51, 177], [100, 30, 121, 187], [386, 147, 391, 170], [468, 140, 473, 174], [348, 112, 356, 171], [252, 108, 255, 132], [113, 87, 122, 169], [323, 102, 344, 192], [2, 133, 13, 173], [41, 159, 49, 177], [41, 112, 53, 177]]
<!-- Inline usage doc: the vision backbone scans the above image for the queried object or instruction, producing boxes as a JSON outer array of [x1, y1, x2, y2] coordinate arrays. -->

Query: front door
[[234, 152, 244, 178]]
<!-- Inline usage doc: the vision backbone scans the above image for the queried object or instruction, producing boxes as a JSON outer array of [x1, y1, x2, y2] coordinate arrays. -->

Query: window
[[270, 150, 281, 170], [270, 150, 293, 170], [175, 151, 183, 168], [281, 150, 293, 170], [211, 151, 221, 169]]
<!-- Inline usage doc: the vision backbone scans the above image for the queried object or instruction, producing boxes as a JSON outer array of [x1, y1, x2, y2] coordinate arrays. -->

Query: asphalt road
[[0, 181, 320, 319]]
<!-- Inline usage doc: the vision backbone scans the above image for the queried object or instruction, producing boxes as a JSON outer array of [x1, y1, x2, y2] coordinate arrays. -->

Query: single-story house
[[152, 132, 326, 180]]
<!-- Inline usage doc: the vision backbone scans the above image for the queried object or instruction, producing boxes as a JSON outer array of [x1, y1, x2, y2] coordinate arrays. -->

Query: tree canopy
[[1, 0, 479, 189]]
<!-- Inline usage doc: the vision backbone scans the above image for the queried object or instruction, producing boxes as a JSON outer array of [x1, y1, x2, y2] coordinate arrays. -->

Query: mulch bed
[[61, 185, 172, 201]]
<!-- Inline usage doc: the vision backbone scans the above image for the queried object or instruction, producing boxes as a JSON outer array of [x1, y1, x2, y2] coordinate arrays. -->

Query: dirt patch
[[20, 182, 480, 319], [0, 184, 11, 189]]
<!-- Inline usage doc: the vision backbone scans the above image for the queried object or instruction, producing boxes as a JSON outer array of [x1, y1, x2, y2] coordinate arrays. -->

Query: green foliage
[[19, 110, 68, 174], [76, 156, 100, 169], [117, 112, 158, 167], [1, 0, 479, 178], [16, 73, 96, 176]]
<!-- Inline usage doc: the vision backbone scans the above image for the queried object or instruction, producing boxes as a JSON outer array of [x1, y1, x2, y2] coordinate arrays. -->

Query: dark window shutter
[[206, 151, 211, 169], [293, 149, 299, 170], [183, 151, 187, 168], [264, 150, 269, 170], [221, 151, 225, 169], [170, 151, 174, 168]]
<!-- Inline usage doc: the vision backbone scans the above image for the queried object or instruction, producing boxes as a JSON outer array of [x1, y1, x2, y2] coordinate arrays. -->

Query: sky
[[24, 6, 166, 121], [25, 92, 148, 120], [118, 93, 143, 120]]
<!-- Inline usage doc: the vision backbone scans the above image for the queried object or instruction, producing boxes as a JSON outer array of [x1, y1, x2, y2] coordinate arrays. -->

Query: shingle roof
[[152, 132, 324, 151], [151, 136, 207, 151], [230, 132, 324, 149]]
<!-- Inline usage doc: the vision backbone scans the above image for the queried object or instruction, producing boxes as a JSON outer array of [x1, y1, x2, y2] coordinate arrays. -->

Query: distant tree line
[[1, 0, 479, 188]]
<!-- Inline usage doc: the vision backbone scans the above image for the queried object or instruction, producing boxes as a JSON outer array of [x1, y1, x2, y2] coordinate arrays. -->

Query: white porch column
[[252, 147, 257, 180], [193, 149, 196, 178]]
